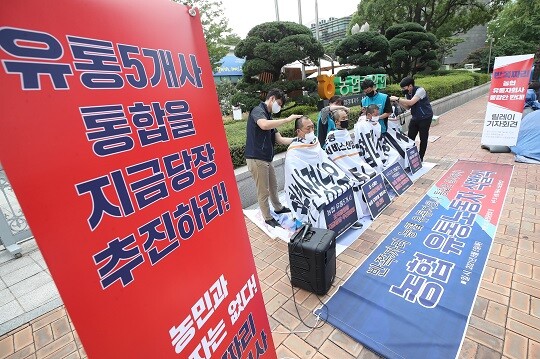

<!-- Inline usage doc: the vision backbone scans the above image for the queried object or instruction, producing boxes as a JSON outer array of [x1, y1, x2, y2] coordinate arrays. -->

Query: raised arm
[[256, 114, 302, 131]]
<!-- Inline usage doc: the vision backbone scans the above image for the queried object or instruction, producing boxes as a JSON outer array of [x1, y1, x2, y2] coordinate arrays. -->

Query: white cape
[[324, 129, 376, 180], [284, 137, 356, 227], [353, 118, 400, 173], [324, 129, 375, 217], [385, 118, 417, 169]]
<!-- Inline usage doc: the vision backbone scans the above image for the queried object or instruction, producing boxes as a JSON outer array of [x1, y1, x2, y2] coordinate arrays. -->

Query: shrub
[[384, 73, 482, 101], [230, 92, 260, 113], [224, 73, 487, 168], [280, 105, 318, 117], [466, 72, 491, 86]]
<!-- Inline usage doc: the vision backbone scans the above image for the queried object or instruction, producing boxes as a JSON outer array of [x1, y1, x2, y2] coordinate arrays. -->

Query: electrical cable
[[270, 224, 331, 336]]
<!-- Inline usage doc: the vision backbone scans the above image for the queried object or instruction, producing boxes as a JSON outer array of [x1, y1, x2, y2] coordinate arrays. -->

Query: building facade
[[310, 16, 352, 44]]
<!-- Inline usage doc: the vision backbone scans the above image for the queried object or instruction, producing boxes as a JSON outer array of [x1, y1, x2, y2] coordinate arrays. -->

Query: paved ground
[[1, 94, 539, 359]]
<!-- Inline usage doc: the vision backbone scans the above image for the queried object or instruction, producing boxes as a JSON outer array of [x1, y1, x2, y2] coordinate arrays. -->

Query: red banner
[[0, 1, 275, 358], [481, 54, 534, 146]]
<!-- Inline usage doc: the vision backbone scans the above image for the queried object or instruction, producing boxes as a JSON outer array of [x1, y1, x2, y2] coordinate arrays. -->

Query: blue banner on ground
[[361, 174, 391, 219], [317, 160, 513, 359]]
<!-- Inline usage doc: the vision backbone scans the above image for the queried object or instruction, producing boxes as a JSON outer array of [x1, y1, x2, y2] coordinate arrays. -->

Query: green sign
[[334, 74, 387, 96]]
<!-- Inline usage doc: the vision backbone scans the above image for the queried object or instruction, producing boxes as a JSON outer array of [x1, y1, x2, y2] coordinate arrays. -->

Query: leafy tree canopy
[[349, 0, 508, 38], [323, 39, 342, 61], [180, 0, 232, 69], [334, 31, 390, 77], [222, 33, 242, 47], [235, 21, 324, 80], [488, 0, 540, 79], [463, 37, 537, 73], [233, 22, 324, 111], [386, 22, 439, 81]]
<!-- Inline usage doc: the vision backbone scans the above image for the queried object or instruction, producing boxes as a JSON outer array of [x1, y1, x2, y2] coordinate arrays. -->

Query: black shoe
[[265, 218, 281, 228], [351, 221, 363, 229], [274, 207, 291, 214]]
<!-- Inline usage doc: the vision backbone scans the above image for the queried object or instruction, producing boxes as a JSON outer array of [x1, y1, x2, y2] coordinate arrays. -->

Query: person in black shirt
[[245, 89, 302, 228]]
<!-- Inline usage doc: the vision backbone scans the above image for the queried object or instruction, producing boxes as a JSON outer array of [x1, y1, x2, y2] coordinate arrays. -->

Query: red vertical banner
[[481, 54, 534, 146], [0, 1, 275, 358]]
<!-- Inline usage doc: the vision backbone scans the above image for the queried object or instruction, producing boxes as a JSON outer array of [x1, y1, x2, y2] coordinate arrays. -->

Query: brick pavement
[[1, 94, 538, 359]]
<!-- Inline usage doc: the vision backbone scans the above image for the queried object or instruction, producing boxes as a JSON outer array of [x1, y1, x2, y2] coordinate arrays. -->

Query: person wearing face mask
[[284, 116, 362, 231], [390, 77, 433, 161], [245, 88, 303, 228], [316, 96, 350, 148], [360, 79, 393, 133], [294, 116, 317, 143], [354, 105, 400, 173]]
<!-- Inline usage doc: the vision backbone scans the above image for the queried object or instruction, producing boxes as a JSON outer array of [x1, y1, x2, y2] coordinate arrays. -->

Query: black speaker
[[288, 225, 337, 295]]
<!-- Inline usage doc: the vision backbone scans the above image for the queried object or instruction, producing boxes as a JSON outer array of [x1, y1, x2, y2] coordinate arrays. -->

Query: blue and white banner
[[317, 160, 513, 359]]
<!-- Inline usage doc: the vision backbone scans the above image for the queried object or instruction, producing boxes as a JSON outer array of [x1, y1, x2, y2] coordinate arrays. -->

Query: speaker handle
[[301, 223, 311, 240]]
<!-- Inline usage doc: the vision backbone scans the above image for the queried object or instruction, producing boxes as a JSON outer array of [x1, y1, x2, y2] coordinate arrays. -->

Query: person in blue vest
[[360, 79, 392, 133], [390, 77, 434, 161], [316, 96, 349, 148]]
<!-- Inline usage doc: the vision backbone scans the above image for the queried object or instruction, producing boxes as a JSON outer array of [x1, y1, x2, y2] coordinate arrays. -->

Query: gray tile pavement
[[0, 239, 62, 336]]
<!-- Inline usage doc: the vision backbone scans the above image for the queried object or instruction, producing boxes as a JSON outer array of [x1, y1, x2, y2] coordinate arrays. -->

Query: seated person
[[325, 109, 374, 217], [354, 104, 400, 173], [285, 116, 362, 230], [316, 96, 350, 148]]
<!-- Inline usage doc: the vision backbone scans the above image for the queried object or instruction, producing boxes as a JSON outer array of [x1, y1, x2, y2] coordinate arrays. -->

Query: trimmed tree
[[385, 22, 439, 81], [334, 31, 390, 77], [488, 0, 540, 80], [349, 0, 508, 38], [233, 21, 324, 108]]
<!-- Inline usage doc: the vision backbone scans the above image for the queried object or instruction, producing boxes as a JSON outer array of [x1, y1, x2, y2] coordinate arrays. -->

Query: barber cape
[[325, 129, 376, 180], [324, 129, 373, 216], [284, 136, 355, 227], [354, 117, 400, 173], [385, 118, 416, 169]]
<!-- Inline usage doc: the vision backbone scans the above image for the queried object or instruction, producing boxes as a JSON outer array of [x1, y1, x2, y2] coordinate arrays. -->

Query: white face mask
[[369, 115, 379, 124], [304, 132, 316, 143], [271, 101, 281, 114]]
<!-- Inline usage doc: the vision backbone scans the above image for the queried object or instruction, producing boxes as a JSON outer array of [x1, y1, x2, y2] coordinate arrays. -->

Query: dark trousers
[[408, 118, 432, 160]]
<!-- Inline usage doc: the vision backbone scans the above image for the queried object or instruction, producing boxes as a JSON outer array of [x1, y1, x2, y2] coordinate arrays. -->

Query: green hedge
[[280, 105, 317, 117], [226, 72, 490, 168], [385, 72, 490, 100]]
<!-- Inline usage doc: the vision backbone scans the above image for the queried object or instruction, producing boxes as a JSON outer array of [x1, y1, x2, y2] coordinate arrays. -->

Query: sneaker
[[351, 221, 363, 229], [265, 218, 281, 228], [274, 207, 291, 214]]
